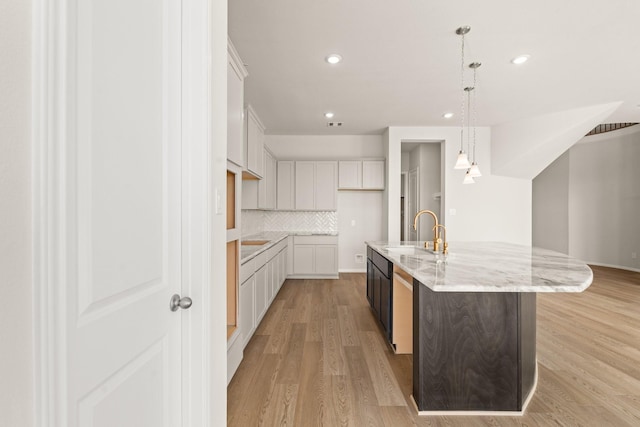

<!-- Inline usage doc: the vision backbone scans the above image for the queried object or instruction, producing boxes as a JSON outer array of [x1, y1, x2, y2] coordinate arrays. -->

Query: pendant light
[[463, 169, 475, 184], [454, 26, 471, 169], [468, 61, 482, 178]]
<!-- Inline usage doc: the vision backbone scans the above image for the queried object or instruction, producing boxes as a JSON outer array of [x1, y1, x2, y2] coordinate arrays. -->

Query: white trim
[[410, 361, 538, 417], [586, 262, 640, 274], [33, 0, 68, 424], [339, 268, 366, 273], [181, 0, 213, 425], [227, 38, 248, 79]]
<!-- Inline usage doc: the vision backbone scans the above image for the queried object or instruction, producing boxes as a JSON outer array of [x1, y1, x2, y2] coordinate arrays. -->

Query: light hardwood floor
[[227, 266, 640, 426]]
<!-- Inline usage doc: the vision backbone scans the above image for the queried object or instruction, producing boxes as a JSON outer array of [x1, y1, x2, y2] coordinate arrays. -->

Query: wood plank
[[323, 318, 346, 375], [359, 331, 406, 406]]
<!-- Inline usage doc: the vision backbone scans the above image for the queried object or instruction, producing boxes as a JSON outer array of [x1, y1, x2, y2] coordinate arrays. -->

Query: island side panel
[[413, 281, 520, 411], [519, 292, 537, 407]]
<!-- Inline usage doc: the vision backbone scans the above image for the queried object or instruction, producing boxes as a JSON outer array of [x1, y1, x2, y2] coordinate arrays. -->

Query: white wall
[[386, 127, 532, 246], [338, 192, 383, 272], [534, 126, 640, 271], [532, 151, 570, 254], [0, 0, 33, 425], [266, 134, 383, 159], [266, 135, 385, 271]]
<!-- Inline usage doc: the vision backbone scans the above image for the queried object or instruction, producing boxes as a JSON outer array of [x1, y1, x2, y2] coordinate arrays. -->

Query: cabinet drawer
[[253, 251, 267, 269], [372, 250, 392, 279], [294, 235, 338, 245], [240, 258, 255, 283]]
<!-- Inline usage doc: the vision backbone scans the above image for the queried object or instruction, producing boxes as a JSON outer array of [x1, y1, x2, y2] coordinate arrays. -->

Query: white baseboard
[[339, 268, 366, 273]]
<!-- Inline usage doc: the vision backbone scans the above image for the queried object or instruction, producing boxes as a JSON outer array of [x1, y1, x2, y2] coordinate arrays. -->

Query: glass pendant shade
[[469, 162, 482, 177], [463, 170, 475, 184], [454, 151, 471, 169]]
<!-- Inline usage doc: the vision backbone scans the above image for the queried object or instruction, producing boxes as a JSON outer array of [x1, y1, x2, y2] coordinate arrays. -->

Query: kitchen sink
[[241, 240, 270, 246]]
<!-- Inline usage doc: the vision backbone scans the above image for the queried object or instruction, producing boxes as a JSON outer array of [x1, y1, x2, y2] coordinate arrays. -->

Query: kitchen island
[[365, 241, 593, 415]]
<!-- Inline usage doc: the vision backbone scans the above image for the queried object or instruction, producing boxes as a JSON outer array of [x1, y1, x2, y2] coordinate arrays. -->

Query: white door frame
[[31, 0, 226, 425]]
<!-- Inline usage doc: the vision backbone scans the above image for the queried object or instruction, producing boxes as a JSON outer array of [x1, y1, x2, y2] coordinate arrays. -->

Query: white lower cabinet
[[239, 275, 255, 348], [255, 264, 268, 323], [239, 238, 289, 350], [293, 245, 315, 274], [292, 235, 339, 278]]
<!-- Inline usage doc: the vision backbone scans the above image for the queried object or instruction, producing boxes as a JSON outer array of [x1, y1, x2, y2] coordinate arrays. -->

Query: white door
[[408, 168, 420, 242], [70, 1, 183, 425]]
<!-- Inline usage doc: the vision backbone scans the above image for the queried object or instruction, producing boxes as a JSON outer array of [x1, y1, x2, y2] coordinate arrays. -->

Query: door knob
[[170, 294, 193, 312]]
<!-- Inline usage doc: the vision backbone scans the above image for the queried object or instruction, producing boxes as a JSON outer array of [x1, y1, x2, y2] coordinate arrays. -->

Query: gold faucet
[[433, 224, 448, 255], [413, 210, 442, 252]]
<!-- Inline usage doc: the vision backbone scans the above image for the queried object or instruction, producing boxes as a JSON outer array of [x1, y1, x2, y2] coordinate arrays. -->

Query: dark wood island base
[[412, 281, 537, 415]]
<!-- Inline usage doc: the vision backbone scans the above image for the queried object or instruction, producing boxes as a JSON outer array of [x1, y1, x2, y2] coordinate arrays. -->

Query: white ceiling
[[229, 0, 640, 135]]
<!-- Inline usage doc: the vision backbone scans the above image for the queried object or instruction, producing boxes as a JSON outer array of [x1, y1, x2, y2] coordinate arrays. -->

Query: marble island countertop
[[366, 241, 593, 293]]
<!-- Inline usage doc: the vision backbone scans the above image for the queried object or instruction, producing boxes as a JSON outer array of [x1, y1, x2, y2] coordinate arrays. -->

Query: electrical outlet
[[632, 252, 637, 259], [355, 254, 364, 264], [449, 208, 457, 216], [351, 219, 356, 227]]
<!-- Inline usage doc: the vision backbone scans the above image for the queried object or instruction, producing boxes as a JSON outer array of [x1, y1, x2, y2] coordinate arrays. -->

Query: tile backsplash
[[241, 210, 264, 237], [242, 210, 338, 237]]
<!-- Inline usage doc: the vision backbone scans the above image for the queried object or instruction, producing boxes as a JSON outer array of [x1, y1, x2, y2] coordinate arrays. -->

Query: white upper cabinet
[[338, 160, 362, 189], [227, 41, 248, 167], [243, 147, 276, 210], [244, 106, 265, 179], [276, 161, 295, 210], [338, 159, 385, 190], [315, 161, 338, 210], [294, 161, 315, 210], [362, 160, 385, 189], [294, 161, 337, 211]]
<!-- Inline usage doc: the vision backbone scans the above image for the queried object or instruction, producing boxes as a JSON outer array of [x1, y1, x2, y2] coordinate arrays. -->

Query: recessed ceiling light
[[324, 112, 335, 119], [511, 54, 530, 65], [325, 54, 342, 65], [443, 112, 454, 119]]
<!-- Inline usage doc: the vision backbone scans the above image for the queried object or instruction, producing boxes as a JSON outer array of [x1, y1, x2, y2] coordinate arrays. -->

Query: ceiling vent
[[326, 122, 343, 127], [586, 122, 638, 136]]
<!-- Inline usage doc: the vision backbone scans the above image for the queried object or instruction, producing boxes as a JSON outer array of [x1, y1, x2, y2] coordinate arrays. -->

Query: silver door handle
[[170, 294, 193, 312]]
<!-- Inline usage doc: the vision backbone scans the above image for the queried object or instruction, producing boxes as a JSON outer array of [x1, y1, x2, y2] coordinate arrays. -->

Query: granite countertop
[[240, 231, 338, 263], [366, 241, 593, 293]]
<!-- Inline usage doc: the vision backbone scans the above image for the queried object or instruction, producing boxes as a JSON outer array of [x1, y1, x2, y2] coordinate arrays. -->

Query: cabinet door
[[282, 247, 288, 284], [277, 161, 294, 210], [366, 259, 374, 306], [293, 244, 315, 274], [245, 109, 264, 178], [255, 265, 268, 322], [227, 61, 244, 167], [315, 245, 337, 275], [379, 272, 392, 340], [239, 275, 255, 348], [338, 161, 362, 189], [267, 154, 277, 209], [258, 150, 268, 209], [266, 261, 274, 304], [372, 268, 381, 318], [295, 161, 315, 210], [362, 160, 385, 189], [315, 161, 337, 210]]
